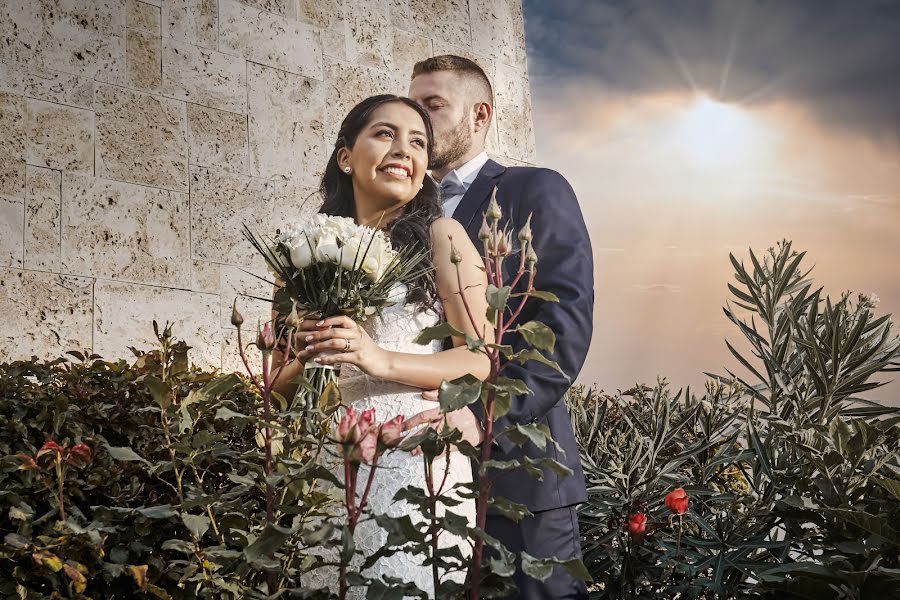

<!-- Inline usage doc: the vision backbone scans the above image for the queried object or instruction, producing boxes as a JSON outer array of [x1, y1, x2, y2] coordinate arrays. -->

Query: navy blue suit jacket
[[452, 159, 593, 513]]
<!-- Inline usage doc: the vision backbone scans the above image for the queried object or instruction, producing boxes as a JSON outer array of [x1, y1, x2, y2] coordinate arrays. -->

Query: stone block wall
[[0, 0, 534, 370]]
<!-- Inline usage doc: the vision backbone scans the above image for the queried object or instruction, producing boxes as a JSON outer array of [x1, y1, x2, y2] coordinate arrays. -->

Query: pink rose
[[379, 415, 405, 448], [337, 406, 358, 442], [665, 488, 689, 515], [627, 513, 647, 536], [66, 443, 92, 468]]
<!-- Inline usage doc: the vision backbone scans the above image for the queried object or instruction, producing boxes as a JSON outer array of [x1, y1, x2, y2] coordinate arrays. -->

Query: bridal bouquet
[[243, 214, 427, 404]]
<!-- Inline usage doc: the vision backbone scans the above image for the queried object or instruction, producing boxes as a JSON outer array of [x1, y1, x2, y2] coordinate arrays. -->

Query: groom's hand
[[404, 405, 485, 450]]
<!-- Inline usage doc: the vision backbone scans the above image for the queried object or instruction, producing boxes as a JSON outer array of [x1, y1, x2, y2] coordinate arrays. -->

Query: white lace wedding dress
[[302, 292, 477, 598]]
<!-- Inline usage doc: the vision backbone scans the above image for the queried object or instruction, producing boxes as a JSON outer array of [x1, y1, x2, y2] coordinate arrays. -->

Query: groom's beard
[[430, 114, 472, 172]]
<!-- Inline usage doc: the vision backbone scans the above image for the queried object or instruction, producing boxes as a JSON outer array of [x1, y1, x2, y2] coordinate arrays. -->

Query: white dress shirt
[[436, 151, 490, 218]]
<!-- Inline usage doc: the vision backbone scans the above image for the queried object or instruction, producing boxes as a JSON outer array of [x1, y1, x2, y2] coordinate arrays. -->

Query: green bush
[[0, 324, 331, 598], [570, 241, 900, 599]]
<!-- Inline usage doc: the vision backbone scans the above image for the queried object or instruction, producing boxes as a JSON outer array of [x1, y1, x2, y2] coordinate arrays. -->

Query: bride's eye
[[411, 138, 426, 148], [377, 129, 394, 139]]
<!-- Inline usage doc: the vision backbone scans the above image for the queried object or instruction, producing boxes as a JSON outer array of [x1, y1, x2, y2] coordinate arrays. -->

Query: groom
[[406, 56, 594, 599]]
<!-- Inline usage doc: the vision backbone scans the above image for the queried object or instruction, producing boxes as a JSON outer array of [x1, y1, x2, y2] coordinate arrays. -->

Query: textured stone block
[[0, 195, 24, 268], [408, 0, 470, 48], [191, 259, 220, 293], [127, 29, 163, 92], [161, 39, 247, 113], [240, 0, 297, 18], [162, 0, 218, 50], [26, 99, 95, 174], [95, 83, 189, 191], [0, 0, 127, 85], [219, 0, 322, 79], [298, 0, 346, 60], [220, 264, 273, 329], [0, 92, 26, 198], [494, 62, 536, 163], [0, 62, 95, 110], [24, 166, 62, 272], [343, 2, 393, 70], [190, 166, 319, 267], [61, 173, 190, 287], [323, 58, 399, 144], [0, 269, 94, 362], [128, 0, 161, 34], [469, 0, 527, 67], [187, 103, 249, 173], [93, 280, 221, 369], [390, 29, 433, 80], [248, 63, 325, 185]]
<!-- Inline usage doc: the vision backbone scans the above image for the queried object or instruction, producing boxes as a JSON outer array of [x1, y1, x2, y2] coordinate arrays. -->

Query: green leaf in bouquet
[[523, 456, 574, 478], [521, 552, 555, 581], [438, 375, 482, 412], [414, 322, 466, 345], [486, 285, 512, 323], [319, 381, 342, 414], [504, 423, 563, 453], [516, 321, 556, 353]]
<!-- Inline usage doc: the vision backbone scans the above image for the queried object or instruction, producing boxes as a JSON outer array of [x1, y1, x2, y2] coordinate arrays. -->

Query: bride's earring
[[343, 166, 351, 174]]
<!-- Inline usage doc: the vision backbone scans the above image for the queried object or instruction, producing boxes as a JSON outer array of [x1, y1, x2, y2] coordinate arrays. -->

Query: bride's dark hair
[[320, 94, 442, 309]]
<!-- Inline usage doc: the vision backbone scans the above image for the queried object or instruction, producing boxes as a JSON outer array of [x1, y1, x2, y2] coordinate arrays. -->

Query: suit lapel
[[452, 159, 507, 231]]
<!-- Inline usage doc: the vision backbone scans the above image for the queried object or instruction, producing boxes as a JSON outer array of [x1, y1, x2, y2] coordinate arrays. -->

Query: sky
[[521, 0, 900, 405]]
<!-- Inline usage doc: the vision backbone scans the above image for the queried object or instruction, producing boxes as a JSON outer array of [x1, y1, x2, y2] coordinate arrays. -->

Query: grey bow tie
[[439, 177, 467, 198]]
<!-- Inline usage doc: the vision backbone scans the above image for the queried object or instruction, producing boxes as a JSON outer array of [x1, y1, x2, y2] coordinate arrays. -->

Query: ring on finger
[[343, 338, 351, 352]]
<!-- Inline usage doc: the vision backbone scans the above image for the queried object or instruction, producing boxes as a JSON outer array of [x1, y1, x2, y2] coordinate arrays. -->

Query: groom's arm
[[468, 169, 594, 454]]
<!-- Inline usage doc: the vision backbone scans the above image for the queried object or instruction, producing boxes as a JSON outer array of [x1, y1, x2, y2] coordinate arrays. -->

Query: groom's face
[[409, 71, 473, 172]]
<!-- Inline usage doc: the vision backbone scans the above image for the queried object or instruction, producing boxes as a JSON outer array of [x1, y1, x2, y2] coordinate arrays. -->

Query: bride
[[271, 94, 490, 596]]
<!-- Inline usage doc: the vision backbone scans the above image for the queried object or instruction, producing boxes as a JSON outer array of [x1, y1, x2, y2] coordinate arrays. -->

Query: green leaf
[[521, 552, 554, 581], [214, 406, 251, 421], [505, 423, 560, 452], [185, 373, 243, 405], [414, 322, 465, 345], [244, 523, 293, 562], [872, 476, 900, 503], [438, 374, 482, 412], [181, 513, 210, 541], [747, 417, 771, 480], [561, 558, 592, 582], [820, 508, 899, 544], [104, 443, 149, 465], [487, 284, 512, 311], [136, 505, 177, 519], [512, 290, 560, 303], [144, 375, 171, 409], [508, 349, 564, 374], [488, 497, 533, 522], [516, 321, 556, 353]]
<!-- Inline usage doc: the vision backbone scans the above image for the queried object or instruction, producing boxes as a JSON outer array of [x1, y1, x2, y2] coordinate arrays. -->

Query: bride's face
[[338, 102, 429, 217]]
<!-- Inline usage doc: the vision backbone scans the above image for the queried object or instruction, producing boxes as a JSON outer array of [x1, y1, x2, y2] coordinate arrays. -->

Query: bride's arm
[[304, 218, 492, 389]]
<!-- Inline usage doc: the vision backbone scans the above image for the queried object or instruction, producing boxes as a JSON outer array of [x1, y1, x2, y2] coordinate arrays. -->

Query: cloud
[[523, 0, 900, 144]]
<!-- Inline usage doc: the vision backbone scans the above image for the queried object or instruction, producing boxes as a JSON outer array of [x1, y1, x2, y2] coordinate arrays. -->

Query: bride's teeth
[[383, 167, 408, 177]]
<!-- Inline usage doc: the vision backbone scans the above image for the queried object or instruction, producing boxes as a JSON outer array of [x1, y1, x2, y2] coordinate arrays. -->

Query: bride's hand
[[301, 315, 387, 376]]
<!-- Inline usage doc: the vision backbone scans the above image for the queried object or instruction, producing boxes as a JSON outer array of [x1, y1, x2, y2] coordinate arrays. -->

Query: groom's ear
[[472, 101, 492, 134]]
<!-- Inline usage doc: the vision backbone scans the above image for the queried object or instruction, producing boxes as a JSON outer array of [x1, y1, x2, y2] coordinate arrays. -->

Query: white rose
[[314, 230, 341, 264], [287, 233, 314, 268]]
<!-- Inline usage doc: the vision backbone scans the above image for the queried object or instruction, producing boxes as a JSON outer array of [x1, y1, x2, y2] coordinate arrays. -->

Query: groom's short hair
[[412, 55, 494, 107]]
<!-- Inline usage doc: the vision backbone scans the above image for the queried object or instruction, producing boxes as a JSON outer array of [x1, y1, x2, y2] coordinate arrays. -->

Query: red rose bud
[[36, 441, 63, 464], [257, 322, 276, 351], [627, 513, 647, 536], [524, 243, 538, 266], [350, 427, 379, 464], [379, 415, 405, 448], [337, 406, 358, 442], [449, 240, 462, 265], [66, 443, 92, 468], [496, 230, 512, 257], [351, 408, 376, 443], [16, 454, 39, 471], [665, 487, 689, 515]]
